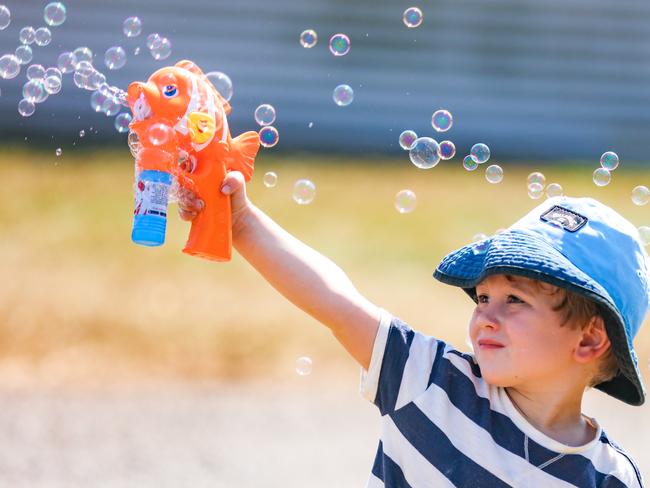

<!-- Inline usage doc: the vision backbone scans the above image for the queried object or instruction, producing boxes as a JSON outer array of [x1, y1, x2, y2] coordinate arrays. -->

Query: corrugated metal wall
[[1, 0, 650, 161]]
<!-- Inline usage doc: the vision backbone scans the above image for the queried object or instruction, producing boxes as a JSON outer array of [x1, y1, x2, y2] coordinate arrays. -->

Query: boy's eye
[[477, 294, 489, 304], [163, 84, 178, 98], [507, 295, 524, 303]]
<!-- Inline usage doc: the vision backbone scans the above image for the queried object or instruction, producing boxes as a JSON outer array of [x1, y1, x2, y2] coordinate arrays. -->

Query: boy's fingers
[[221, 171, 246, 195], [178, 208, 197, 221]]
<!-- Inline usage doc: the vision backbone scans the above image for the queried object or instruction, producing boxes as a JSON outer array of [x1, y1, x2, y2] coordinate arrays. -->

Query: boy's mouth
[[478, 339, 504, 349]]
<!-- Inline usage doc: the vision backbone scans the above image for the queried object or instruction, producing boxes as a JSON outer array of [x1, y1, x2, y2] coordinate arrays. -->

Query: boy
[[179, 172, 647, 487]]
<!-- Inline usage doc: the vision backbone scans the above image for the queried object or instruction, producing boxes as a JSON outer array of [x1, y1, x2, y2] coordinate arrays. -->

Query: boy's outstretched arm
[[178, 171, 381, 370]]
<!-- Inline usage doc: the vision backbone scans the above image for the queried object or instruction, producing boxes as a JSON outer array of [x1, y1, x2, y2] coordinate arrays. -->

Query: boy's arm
[[179, 171, 381, 370]]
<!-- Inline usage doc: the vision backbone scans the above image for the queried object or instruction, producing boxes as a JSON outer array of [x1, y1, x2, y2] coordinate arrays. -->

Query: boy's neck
[[505, 386, 597, 447]]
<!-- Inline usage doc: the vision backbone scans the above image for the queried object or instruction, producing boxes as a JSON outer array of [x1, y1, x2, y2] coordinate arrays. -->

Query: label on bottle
[[134, 177, 169, 217]]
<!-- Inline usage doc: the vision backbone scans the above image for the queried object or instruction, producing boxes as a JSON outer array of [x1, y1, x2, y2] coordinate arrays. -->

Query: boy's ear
[[574, 316, 611, 364]]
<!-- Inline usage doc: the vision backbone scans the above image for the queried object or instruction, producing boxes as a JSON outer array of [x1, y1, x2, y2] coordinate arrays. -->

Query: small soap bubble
[[22, 79, 46, 103], [592, 168, 611, 187], [19, 26, 35, 45], [431, 109, 453, 132], [44, 75, 62, 94], [263, 171, 278, 188], [57, 51, 77, 73], [128, 130, 140, 157], [55, 147, 62, 156], [147, 123, 173, 146], [398, 130, 417, 150], [600, 151, 619, 171], [527, 182, 544, 199], [15, 45, 33, 65], [44, 67, 62, 80], [123, 16, 142, 37], [308, 122, 314, 128], [114, 112, 132, 133], [472, 233, 489, 255], [79, 129, 85, 138], [527, 171, 545, 187], [632, 186, 650, 206], [0, 54, 21, 79], [295, 356, 313, 376], [470, 143, 490, 164], [0, 5, 10, 30], [146, 33, 160, 49], [332, 84, 354, 106], [73, 47, 93, 64], [638, 226, 650, 246], [254, 104, 276, 126], [259, 126, 279, 148], [438, 140, 456, 160], [409, 137, 440, 169], [206, 71, 233, 102], [329, 33, 350, 56], [463, 155, 478, 171], [545, 182, 564, 198], [27, 64, 45, 80], [34, 27, 52, 46], [293, 179, 316, 205], [18, 98, 35, 117], [403, 7, 423, 28], [395, 189, 417, 214], [150, 36, 172, 60], [44, 2, 66, 27], [101, 95, 121, 116], [104, 46, 126, 70], [134, 47, 140, 55], [485, 164, 504, 184], [300, 29, 317, 48]]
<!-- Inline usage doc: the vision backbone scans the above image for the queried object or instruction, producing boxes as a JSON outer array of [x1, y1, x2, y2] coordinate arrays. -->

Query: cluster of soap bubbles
[[592, 151, 619, 187], [526, 172, 564, 199], [254, 104, 279, 148], [145, 33, 172, 60]]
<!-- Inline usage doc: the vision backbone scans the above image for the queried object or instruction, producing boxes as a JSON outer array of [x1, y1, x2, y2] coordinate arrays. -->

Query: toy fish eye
[[163, 84, 178, 98]]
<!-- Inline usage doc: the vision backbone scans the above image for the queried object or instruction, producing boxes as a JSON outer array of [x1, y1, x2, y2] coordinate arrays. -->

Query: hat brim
[[433, 229, 645, 406]]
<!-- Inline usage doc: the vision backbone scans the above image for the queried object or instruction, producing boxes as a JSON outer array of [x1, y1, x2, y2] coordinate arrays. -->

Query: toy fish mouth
[[133, 93, 153, 121]]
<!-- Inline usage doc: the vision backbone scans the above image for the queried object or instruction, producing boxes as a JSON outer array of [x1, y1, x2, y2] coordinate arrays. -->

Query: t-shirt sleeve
[[360, 311, 444, 415]]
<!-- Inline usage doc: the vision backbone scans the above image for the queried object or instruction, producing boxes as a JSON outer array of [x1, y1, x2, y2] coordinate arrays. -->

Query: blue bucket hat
[[434, 196, 649, 406]]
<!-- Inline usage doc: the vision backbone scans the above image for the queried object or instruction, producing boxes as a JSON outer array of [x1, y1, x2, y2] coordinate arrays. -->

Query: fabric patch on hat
[[540, 205, 588, 232]]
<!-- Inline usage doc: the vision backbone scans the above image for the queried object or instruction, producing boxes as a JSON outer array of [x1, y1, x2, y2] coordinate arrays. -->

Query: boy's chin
[[480, 370, 516, 388]]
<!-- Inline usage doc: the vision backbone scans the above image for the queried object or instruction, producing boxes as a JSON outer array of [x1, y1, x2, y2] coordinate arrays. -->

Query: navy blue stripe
[[371, 441, 413, 488], [375, 319, 414, 415], [446, 348, 482, 378], [392, 403, 511, 487]]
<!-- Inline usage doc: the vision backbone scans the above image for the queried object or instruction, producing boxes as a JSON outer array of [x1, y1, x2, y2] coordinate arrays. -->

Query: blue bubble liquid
[[131, 169, 172, 246]]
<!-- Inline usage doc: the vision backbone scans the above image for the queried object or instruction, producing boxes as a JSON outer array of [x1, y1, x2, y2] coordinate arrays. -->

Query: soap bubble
[[79, 129, 85, 138], [22, 80, 47, 103], [114, 112, 132, 133], [0, 5, 10, 30], [263, 171, 278, 188], [150, 36, 172, 60], [146, 33, 160, 49], [463, 155, 478, 171], [527, 172, 545, 187], [101, 96, 122, 116], [134, 47, 140, 55], [0, 54, 21, 79], [546, 182, 564, 198], [27, 64, 45, 80], [438, 140, 456, 160], [55, 148, 62, 156], [485, 164, 504, 184], [293, 179, 316, 205], [86, 70, 106, 90], [259, 126, 279, 148], [105, 46, 126, 70], [19, 26, 35, 44], [57, 51, 77, 73], [206, 71, 233, 101], [300, 29, 317, 48], [329, 33, 350, 56], [638, 226, 650, 246], [295, 356, 312, 376], [403, 7, 423, 28], [431, 109, 453, 132], [44, 67, 61, 80], [527, 182, 544, 199], [73, 47, 93, 64], [395, 189, 417, 214], [34, 27, 52, 46], [332, 84, 354, 106], [123, 16, 142, 37], [592, 168, 611, 187], [44, 2, 66, 27], [632, 186, 650, 206], [472, 234, 489, 255], [470, 143, 490, 164], [409, 137, 440, 169], [147, 123, 174, 146], [90, 90, 106, 112], [254, 104, 276, 126], [398, 130, 417, 150], [127, 131, 140, 157], [600, 151, 619, 171], [18, 98, 35, 117], [15, 45, 33, 65], [44, 75, 62, 94]]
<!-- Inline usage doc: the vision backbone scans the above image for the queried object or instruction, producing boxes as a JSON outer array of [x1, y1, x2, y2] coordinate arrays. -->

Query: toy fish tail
[[228, 131, 260, 182]]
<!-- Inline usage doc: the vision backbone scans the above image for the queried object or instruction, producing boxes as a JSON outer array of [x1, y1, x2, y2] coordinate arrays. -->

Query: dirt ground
[[0, 379, 646, 487]]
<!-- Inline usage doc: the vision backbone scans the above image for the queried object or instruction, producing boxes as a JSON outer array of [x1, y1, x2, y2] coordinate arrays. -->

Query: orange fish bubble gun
[[127, 60, 260, 261]]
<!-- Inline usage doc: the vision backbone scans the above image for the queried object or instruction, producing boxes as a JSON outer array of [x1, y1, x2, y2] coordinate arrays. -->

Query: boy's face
[[469, 274, 585, 390]]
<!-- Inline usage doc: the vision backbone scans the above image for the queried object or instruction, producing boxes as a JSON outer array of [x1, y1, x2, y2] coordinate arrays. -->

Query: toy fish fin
[[228, 131, 260, 182]]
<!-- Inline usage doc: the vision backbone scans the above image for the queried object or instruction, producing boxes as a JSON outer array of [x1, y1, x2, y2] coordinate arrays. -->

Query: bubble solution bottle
[[131, 169, 172, 246]]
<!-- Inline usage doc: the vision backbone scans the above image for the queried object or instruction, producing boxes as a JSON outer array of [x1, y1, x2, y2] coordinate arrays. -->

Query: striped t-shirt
[[360, 313, 644, 487]]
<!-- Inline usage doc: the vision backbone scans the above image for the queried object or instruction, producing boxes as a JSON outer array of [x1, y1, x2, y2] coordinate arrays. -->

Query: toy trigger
[[188, 112, 216, 144]]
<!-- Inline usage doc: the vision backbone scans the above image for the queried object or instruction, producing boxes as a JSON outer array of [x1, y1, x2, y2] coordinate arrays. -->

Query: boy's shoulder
[[597, 430, 645, 487]]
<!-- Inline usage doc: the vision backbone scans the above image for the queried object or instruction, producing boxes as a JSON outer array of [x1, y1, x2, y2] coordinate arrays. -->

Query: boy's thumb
[[221, 171, 246, 196]]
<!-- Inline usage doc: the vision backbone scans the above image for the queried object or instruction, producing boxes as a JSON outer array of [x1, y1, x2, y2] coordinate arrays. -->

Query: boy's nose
[[476, 308, 501, 330]]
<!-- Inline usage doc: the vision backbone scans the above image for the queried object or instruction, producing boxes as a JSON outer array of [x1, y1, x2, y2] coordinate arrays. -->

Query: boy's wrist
[[231, 201, 255, 244]]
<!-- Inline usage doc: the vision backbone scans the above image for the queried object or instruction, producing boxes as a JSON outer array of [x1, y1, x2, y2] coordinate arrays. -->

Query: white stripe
[[589, 446, 643, 487], [365, 473, 384, 488], [394, 332, 440, 410], [414, 384, 577, 487], [360, 311, 391, 403], [381, 416, 456, 488]]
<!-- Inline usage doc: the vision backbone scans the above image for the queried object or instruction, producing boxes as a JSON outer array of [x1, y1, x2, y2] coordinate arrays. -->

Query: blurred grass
[[0, 147, 649, 384]]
